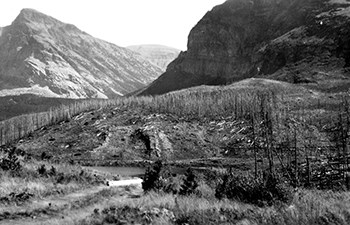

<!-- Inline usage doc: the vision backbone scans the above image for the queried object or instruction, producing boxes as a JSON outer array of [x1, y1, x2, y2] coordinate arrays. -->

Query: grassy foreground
[[77, 189, 350, 225]]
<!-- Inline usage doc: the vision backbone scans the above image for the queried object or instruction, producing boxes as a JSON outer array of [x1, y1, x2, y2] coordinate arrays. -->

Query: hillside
[[1, 77, 350, 224], [0, 9, 163, 99], [6, 78, 336, 166], [127, 44, 180, 71], [140, 0, 350, 95]]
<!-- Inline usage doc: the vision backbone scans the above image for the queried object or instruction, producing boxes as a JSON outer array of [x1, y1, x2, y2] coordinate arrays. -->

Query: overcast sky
[[0, 0, 226, 50]]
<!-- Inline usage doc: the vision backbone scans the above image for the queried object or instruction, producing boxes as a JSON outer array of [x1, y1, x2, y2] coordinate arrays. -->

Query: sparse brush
[[142, 160, 170, 193], [0, 159, 104, 204], [0, 147, 22, 174], [215, 170, 293, 206], [179, 168, 199, 196], [37, 164, 46, 176]]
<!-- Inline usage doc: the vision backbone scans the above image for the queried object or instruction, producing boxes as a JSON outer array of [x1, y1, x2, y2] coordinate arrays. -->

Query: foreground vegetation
[[1, 146, 350, 224], [79, 183, 350, 225], [77, 158, 350, 224], [0, 147, 105, 209]]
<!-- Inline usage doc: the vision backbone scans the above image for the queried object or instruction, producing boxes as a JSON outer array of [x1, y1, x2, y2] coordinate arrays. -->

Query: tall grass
[[0, 159, 102, 199], [77, 189, 350, 225]]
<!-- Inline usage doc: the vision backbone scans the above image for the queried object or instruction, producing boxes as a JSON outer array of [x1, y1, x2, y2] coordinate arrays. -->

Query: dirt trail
[[0, 182, 143, 225]]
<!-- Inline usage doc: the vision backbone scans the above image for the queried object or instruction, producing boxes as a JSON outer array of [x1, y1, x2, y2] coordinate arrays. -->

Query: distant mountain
[[0, 9, 163, 98], [127, 45, 180, 71], [140, 0, 350, 95]]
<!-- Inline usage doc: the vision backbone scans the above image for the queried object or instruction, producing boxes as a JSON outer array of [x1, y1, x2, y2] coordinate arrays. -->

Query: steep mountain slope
[[140, 0, 350, 95], [259, 0, 350, 89], [0, 9, 163, 98], [127, 45, 180, 72]]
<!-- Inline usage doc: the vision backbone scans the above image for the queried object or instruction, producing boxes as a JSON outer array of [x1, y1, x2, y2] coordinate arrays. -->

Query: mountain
[[0, 9, 163, 99], [140, 0, 350, 95], [127, 44, 180, 71]]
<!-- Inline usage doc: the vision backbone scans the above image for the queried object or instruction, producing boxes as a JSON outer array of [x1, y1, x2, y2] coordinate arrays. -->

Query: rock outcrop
[[0, 9, 163, 98], [127, 45, 180, 72], [140, 0, 350, 95]]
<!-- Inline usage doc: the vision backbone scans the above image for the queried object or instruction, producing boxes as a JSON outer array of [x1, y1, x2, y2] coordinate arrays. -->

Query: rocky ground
[[13, 105, 255, 169], [7, 78, 342, 171]]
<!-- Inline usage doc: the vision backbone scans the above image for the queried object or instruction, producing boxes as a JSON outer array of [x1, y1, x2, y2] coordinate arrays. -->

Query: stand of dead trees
[[248, 96, 350, 190]]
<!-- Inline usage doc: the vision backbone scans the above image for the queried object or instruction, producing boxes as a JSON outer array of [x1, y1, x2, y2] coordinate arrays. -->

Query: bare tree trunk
[[252, 115, 258, 179], [294, 129, 298, 187]]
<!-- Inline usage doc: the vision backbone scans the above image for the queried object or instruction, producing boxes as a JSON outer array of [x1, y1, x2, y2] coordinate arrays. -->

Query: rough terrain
[[9, 78, 338, 169], [0, 184, 142, 225], [141, 0, 350, 95], [0, 9, 163, 98]]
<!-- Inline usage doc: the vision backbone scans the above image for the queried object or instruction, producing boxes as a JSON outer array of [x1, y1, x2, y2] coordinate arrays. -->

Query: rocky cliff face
[[141, 0, 350, 95], [127, 45, 180, 72], [259, 1, 350, 86], [0, 9, 163, 98]]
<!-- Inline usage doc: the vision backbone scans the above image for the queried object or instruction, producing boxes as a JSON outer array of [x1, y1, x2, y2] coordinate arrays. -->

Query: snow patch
[[17, 46, 22, 52]]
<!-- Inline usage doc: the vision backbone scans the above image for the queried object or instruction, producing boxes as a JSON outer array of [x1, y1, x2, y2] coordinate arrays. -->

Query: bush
[[175, 207, 245, 225], [80, 205, 175, 225], [215, 170, 293, 206], [48, 166, 56, 176], [179, 168, 199, 196], [142, 160, 171, 192], [38, 164, 47, 176], [163, 175, 182, 194], [0, 148, 22, 172], [142, 164, 200, 195]]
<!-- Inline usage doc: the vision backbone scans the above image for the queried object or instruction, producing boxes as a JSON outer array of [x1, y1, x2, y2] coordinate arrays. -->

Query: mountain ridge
[[140, 0, 350, 96], [0, 9, 163, 99], [127, 44, 180, 72]]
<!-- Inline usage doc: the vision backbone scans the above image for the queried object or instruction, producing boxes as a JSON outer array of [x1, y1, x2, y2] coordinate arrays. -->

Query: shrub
[[0, 148, 21, 172], [174, 207, 245, 225], [38, 164, 47, 176], [179, 168, 199, 196], [142, 160, 170, 192], [163, 175, 182, 194], [80, 205, 175, 225], [215, 170, 293, 206], [48, 166, 56, 176]]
